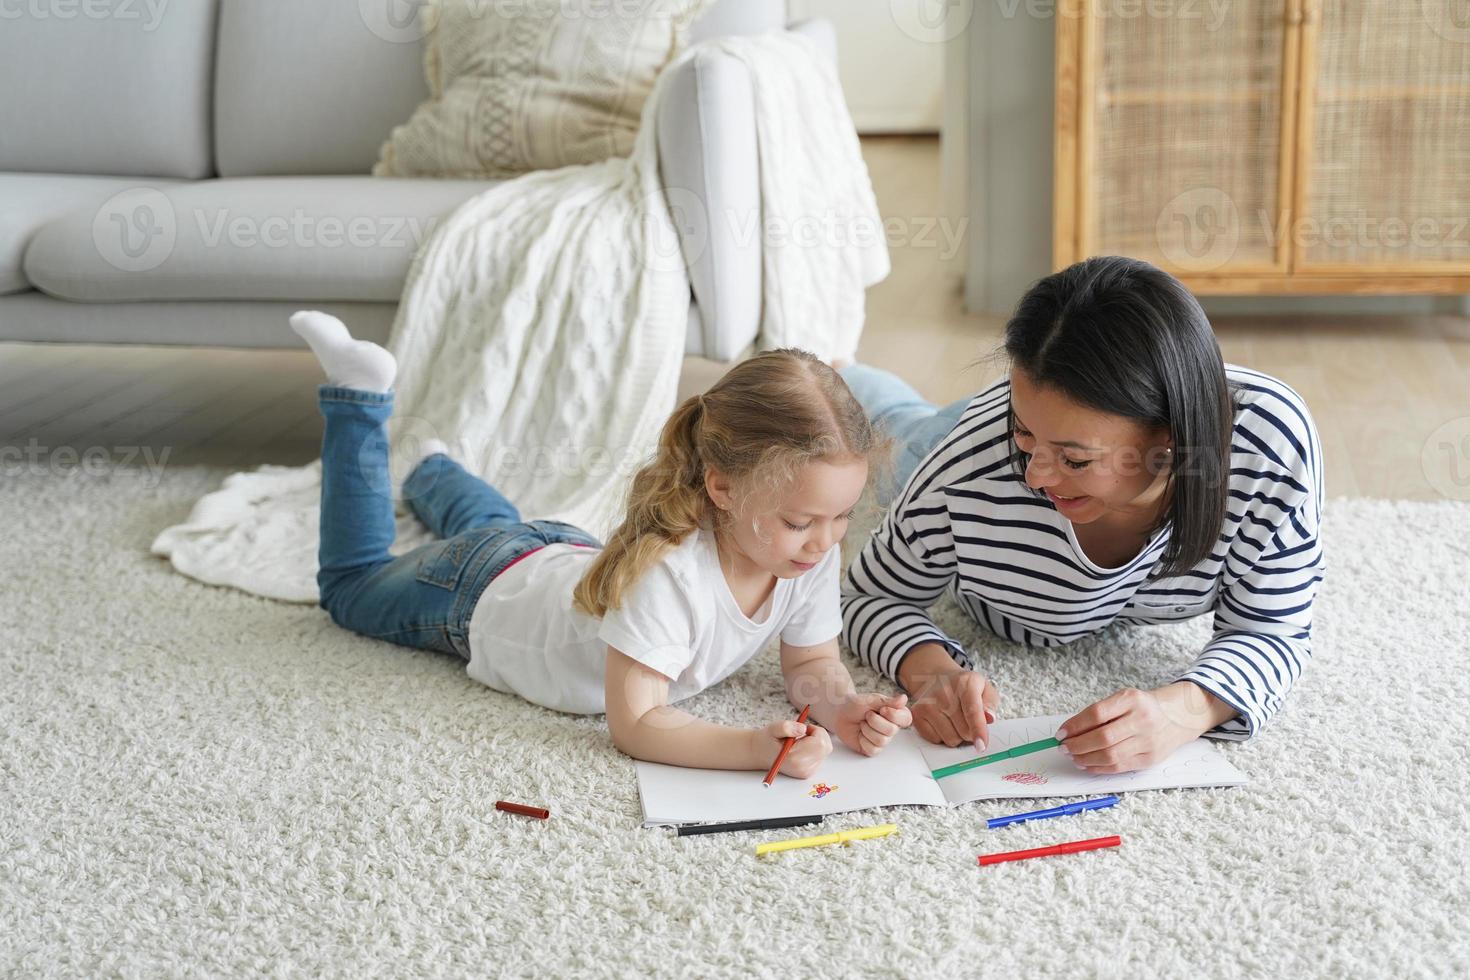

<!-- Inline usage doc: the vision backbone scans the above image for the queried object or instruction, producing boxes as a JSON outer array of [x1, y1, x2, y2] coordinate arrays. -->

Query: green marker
[[930, 737, 1062, 780]]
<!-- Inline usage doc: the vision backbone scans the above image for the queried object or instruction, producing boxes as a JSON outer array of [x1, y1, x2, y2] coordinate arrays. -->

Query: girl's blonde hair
[[573, 348, 888, 618]]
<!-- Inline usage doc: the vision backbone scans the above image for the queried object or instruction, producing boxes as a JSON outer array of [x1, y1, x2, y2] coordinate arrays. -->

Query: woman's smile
[[1044, 489, 1092, 513]]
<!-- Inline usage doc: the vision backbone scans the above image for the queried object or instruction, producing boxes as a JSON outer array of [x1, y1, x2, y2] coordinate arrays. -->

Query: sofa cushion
[[0, 1, 217, 178], [374, 0, 714, 179], [0, 292, 709, 357], [212, 0, 778, 178], [214, 0, 432, 177], [23, 177, 500, 304], [0, 293, 401, 348], [0, 175, 182, 295]]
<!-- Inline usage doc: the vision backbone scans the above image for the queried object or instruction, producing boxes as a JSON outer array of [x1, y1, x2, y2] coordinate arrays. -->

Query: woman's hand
[[755, 719, 833, 779], [1055, 682, 1237, 774], [831, 693, 912, 756], [898, 643, 1001, 749]]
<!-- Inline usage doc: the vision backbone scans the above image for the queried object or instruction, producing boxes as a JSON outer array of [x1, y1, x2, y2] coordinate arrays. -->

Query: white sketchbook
[[636, 714, 1247, 826]]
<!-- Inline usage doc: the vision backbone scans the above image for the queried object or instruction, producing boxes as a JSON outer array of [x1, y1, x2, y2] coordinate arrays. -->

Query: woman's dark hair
[[1003, 255, 1235, 576]]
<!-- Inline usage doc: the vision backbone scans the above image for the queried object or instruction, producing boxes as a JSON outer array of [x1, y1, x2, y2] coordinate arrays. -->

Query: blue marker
[[987, 795, 1121, 830]]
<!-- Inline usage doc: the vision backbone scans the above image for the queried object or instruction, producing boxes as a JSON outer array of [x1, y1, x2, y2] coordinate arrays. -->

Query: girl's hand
[[1056, 683, 1232, 774], [756, 720, 833, 779], [832, 693, 912, 756]]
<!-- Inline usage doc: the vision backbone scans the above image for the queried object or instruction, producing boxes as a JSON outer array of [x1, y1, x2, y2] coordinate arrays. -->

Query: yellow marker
[[755, 823, 898, 856]]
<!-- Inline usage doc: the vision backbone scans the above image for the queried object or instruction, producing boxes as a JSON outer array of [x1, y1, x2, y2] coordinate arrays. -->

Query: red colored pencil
[[762, 704, 812, 786], [978, 834, 1121, 867], [495, 800, 550, 820]]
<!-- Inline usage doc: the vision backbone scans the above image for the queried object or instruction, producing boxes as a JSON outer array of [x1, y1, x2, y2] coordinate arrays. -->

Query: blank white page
[[636, 728, 946, 826]]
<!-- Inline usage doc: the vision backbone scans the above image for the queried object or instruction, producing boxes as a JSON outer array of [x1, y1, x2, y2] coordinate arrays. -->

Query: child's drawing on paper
[[809, 782, 838, 799], [1002, 771, 1048, 786]]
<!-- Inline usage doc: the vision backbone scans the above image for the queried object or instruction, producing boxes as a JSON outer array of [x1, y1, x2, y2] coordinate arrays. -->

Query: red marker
[[762, 704, 812, 786], [495, 800, 550, 820], [978, 834, 1121, 867]]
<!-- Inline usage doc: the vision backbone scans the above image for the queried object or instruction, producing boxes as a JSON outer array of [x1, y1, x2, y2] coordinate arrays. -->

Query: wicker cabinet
[[1053, 0, 1470, 294]]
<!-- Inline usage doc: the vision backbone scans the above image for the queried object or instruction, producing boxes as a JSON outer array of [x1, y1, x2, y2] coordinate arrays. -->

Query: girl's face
[[1009, 368, 1173, 527], [708, 457, 869, 580]]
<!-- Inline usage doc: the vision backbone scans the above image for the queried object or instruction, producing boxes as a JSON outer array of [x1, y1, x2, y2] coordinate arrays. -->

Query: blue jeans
[[840, 364, 972, 504], [316, 385, 601, 659]]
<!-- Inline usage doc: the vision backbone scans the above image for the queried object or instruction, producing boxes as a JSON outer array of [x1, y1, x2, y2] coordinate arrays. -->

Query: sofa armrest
[[657, 47, 761, 363], [657, 20, 841, 363]]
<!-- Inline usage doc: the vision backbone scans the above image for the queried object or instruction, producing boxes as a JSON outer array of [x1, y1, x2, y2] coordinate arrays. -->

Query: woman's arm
[[1060, 500, 1325, 771], [841, 486, 970, 685], [1175, 499, 1325, 740], [603, 647, 831, 774]]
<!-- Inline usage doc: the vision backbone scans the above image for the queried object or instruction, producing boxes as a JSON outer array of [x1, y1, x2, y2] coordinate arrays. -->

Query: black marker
[[674, 814, 825, 837]]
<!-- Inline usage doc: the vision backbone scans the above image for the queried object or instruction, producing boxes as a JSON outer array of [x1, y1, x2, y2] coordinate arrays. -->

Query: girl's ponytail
[[573, 394, 712, 617]]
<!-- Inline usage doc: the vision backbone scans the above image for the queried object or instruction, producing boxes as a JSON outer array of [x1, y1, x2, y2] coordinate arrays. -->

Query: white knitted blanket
[[151, 33, 889, 603]]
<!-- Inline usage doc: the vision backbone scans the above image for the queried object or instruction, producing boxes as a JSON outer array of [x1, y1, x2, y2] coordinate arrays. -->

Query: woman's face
[[1008, 368, 1173, 527]]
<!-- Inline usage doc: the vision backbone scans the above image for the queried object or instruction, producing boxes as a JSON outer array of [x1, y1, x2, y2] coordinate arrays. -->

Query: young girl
[[290, 310, 911, 778]]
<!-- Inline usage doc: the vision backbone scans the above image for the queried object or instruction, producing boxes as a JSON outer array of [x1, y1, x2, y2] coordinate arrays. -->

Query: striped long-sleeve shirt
[[842, 365, 1325, 740]]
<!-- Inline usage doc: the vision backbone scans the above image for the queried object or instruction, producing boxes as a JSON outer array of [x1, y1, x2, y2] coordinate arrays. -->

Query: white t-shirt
[[465, 526, 843, 715]]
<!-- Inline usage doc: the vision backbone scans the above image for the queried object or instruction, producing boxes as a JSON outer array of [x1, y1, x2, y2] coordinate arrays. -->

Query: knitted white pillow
[[375, 0, 713, 178]]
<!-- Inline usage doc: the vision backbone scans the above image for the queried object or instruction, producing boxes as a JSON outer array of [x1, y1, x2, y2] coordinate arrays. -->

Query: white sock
[[289, 310, 397, 394]]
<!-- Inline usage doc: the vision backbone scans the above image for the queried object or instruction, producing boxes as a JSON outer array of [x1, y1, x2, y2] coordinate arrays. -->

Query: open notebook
[[636, 714, 1247, 826]]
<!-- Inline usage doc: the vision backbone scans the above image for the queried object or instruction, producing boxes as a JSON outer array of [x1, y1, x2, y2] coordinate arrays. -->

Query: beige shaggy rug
[[3, 462, 1469, 978]]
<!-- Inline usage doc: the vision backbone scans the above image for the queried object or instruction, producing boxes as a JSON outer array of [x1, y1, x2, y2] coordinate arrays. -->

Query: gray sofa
[[0, 0, 834, 363]]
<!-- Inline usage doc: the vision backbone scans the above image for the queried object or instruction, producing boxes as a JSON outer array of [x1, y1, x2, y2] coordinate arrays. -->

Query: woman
[[840, 256, 1325, 774]]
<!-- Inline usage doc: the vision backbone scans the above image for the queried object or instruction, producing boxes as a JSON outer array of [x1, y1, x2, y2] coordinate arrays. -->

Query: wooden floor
[[3, 136, 1468, 499]]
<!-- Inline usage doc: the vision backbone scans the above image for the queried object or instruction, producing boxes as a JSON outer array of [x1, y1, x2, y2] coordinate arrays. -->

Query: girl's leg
[[317, 385, 399, 601], [841, 364, 973, 500], [402, 453, 522, 539], [315, 385, 502, 656], [300, 310, 500, 657]]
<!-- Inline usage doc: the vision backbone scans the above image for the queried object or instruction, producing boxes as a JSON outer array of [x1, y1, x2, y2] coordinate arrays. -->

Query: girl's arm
[[604, 647, 831, 774], [779, 637, 912, 756]]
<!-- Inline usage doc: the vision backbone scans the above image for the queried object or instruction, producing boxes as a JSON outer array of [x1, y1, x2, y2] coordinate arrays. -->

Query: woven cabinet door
[[1074, 1, 1297, 278], [1295, 0, 1470, 274]]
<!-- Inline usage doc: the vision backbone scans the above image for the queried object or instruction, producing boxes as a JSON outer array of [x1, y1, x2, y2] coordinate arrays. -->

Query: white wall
[[791, 0, 944, 133]]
